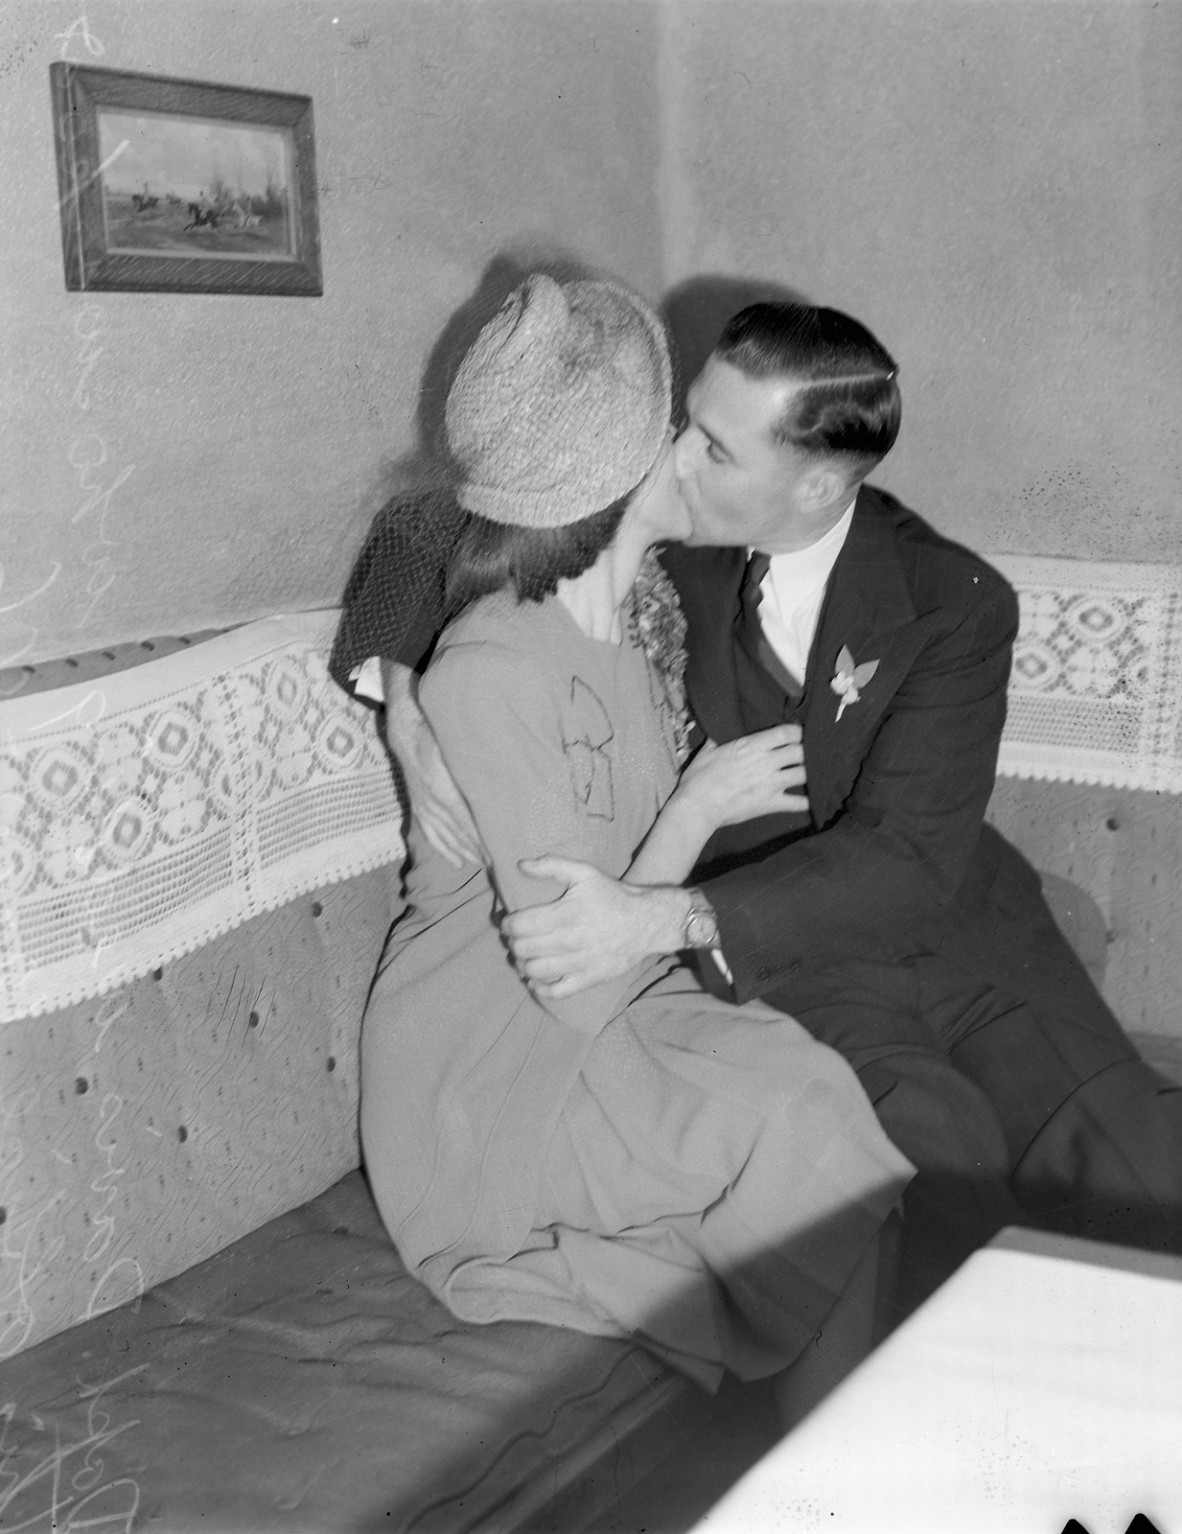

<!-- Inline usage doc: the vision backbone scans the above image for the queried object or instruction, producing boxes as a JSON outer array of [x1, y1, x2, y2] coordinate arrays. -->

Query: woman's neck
[[555, 523, 647, 643]]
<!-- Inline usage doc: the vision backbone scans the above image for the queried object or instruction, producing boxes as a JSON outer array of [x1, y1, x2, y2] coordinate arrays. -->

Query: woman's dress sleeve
[[420, 630, 660, 1037]]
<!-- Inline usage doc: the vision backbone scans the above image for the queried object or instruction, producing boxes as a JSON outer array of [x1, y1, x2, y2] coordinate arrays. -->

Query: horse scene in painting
[[98, 110, 295, 260]]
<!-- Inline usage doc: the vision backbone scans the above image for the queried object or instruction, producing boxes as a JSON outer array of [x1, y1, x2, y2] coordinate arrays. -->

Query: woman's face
[[630, 435, 691, 543]]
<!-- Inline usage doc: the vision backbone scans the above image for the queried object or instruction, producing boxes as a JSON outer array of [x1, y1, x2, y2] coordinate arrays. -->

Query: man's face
[[674, 357, 814, 551]]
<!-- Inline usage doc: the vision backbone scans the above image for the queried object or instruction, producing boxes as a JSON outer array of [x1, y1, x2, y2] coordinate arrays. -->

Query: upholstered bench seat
[[2, 575, 1178, 1533], [0, 1169, 715, 1533]]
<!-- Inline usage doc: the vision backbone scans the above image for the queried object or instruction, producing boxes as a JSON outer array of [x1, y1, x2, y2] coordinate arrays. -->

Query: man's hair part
[[717, 303, 901, 478]]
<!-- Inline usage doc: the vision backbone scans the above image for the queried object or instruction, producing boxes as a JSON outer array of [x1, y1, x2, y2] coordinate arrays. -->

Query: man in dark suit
[[335, 301, 1182, 1310]]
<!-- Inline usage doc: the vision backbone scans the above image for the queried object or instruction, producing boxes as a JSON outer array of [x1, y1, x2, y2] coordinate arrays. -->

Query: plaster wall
[[1, 0, 664, 668], [4, 0, 1179, 667], [662, 0, 1182, 562]]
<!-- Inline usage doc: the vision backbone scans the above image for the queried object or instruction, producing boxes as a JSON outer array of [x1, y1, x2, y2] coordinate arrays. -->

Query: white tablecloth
[[695, 1229, 1182, 1534]]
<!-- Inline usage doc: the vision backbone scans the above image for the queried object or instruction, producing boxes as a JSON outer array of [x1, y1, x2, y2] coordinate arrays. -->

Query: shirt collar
[[758, 498, 856, 588]]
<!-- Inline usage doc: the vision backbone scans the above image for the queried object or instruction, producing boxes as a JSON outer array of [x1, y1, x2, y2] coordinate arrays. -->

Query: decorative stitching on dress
[[562, 677, 616, 821]]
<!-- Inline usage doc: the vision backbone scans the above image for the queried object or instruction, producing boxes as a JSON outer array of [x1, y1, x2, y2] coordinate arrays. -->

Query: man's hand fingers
[[507, 929, 579, 961], [517, 854, 599, 886], [440, 798, 484, 860], [528, 971, 592, 1000], [417, 816, 466, 868], [459, 831, 487, 863], [416, 809, 484, 869], [502, 903, 579, 943], [517, 952, 568, 984], [748, 722, 802, 747]]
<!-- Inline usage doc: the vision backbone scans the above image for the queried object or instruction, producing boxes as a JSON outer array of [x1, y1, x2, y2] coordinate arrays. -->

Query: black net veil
[[327, 481, 469, 689]]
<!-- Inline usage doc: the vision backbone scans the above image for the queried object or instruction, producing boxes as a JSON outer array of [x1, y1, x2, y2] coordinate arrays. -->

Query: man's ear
[[800, 464, 848, 514]]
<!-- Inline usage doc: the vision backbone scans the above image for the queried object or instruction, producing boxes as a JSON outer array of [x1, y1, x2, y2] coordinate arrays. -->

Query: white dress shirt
[[755, 499, 856, 685], [703, 499, 855, 982]]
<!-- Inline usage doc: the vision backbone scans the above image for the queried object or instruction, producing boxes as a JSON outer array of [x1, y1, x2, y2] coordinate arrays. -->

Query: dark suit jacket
[[661, 483, 1023, 1005]]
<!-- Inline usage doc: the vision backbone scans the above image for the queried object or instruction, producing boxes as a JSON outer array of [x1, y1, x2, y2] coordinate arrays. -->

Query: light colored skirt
[[366, 963, 913, 1393]]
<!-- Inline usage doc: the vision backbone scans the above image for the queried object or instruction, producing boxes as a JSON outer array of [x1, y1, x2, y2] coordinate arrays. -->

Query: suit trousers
[[763, 894, 1182, 1317]]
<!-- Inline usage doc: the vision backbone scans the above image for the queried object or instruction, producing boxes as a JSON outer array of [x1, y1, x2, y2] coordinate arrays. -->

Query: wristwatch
[[683, 888, 720, 950]]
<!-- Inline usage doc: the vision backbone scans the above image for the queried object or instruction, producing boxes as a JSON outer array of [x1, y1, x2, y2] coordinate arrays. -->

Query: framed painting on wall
[[50, 63, 322, 296]]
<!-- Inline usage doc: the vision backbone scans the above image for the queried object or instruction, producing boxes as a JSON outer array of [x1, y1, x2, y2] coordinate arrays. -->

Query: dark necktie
[[735, 552, 803, 698]]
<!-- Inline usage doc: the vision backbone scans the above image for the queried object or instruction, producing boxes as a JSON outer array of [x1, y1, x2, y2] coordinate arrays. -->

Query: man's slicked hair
[[716, 303, 901, 476]]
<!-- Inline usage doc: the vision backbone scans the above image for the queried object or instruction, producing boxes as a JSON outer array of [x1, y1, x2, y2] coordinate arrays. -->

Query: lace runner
[[0, 612, 403, 1023], [2, 561, 1178, 1023], [992, 555, 1182, 794]]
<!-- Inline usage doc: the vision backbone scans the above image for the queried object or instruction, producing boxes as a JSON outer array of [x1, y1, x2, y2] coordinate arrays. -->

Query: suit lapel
[[803, 487, 918, 825]]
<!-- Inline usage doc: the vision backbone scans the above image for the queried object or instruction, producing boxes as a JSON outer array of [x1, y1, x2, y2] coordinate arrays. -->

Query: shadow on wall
[[660, 273, 812, 412], [364, 243, 603, 512], [366, 260, 814, 516]]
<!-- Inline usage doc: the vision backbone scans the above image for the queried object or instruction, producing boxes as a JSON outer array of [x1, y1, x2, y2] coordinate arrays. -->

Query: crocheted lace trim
[[4, 555, 1177, 1022], [0, 611, 403, 1023], [993, 554, 1182, 793]]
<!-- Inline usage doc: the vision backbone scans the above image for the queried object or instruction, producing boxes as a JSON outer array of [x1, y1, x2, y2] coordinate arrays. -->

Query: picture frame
[[50, 63, 322, 297]]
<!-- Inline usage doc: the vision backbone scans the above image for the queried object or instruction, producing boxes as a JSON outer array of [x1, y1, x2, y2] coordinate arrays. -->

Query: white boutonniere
[[830, 645, 880, 721]]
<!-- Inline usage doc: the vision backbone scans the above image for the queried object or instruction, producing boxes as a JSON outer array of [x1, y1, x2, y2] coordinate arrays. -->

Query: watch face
[[687, 908, 718, 948]]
